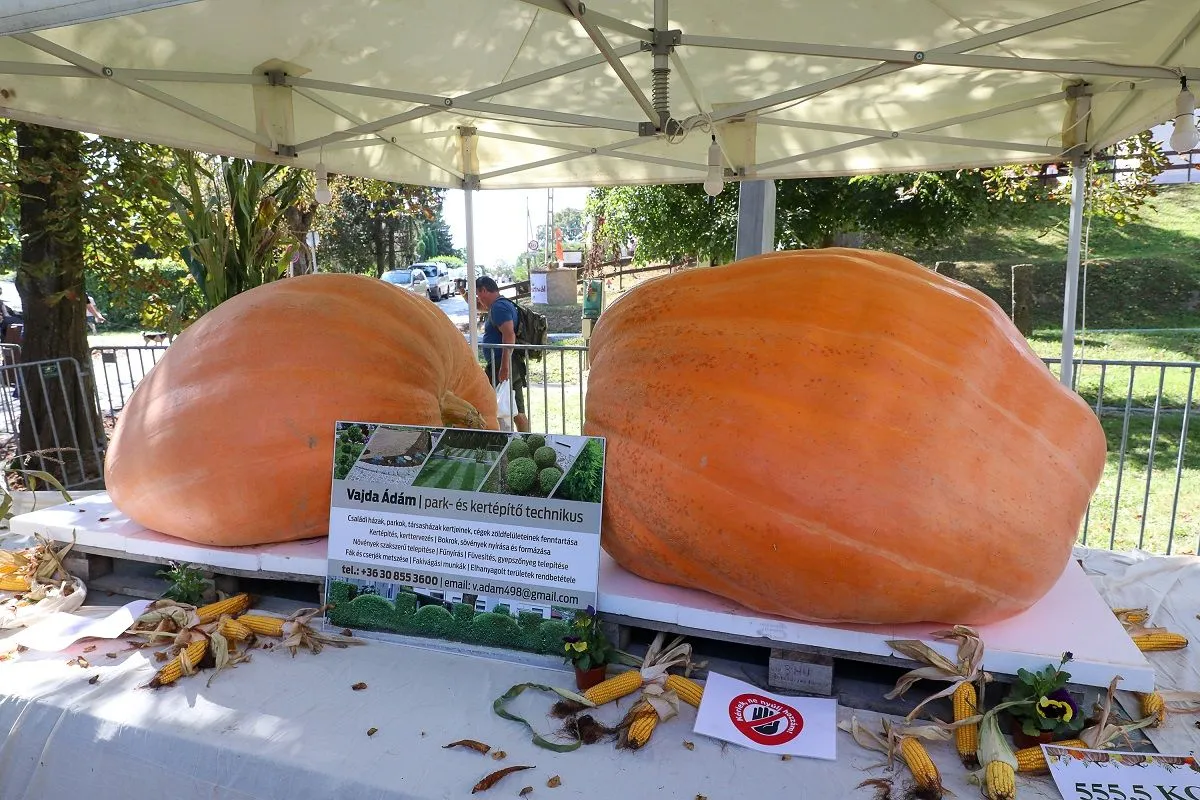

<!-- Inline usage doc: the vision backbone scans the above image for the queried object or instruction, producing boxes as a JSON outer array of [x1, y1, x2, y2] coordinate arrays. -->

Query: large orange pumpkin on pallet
[[104, 273, 497, 547], [584, 248, 1106, 625]]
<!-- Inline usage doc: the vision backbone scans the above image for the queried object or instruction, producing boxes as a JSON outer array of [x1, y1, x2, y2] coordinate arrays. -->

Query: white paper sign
[[2, 599, 151, 652], [1045, 743, 1200, 800], [693, 671, 837, 759]]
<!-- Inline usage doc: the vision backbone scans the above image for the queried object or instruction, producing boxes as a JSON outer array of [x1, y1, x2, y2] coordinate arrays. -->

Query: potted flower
[[562, 605, 615, 691], [1002, 652, 1087, 749]]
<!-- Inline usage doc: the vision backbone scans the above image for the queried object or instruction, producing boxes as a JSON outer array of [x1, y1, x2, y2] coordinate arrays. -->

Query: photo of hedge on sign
[[325, 422, 606, 662]]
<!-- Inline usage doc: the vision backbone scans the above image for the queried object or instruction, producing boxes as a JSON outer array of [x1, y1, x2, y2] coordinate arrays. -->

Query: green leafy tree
[[313, 176, 441, 276], [166, 153, 306, 310]]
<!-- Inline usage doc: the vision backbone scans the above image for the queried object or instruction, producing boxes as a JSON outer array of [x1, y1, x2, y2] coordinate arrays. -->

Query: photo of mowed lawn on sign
[[412, 429, 510, 491]]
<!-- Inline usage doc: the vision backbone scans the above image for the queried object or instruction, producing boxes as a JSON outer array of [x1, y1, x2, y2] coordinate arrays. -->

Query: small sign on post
[[324, 422, 606, 663]]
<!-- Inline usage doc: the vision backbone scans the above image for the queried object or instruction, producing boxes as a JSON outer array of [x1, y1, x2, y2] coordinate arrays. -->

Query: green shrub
[[411, 604, 458, 638], [469, 612, 523, 648], [536, 619, 572, 655], [533, 446, 558, 469], [506, 457, 538, 493], [506, 439, 531, 461], [342, 594, 396, 631], [453, 602, 476, 626], [539, 466, 563, 494], [554, 438, 605, 503], [394, 591, 418, 618], [524, 434, 546, 451], [494, 603, 511, 616]]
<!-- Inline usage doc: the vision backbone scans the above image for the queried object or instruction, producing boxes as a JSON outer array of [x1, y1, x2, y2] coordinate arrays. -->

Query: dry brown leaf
[[83, 645, 96, 653], [696, 795, 708, 800], [154, 651, 168, 662], [341, 629, 354, 637], [491, 750, 507, 760], [352, 682, 367, 691], [682, 740, 695, 751], [106, 652, 118, 659], [77, 656, 89, 668], [444, 739, 491, 754], [98, 517, 109, 522], [546, 776, 561, 789], [88, 675, 99, 685], [781, 754, 792, 761], [471, 765, 533, 794], [15, 645, 27, 653], [519, 788, 533, 798], [367, 727, 378, 737]]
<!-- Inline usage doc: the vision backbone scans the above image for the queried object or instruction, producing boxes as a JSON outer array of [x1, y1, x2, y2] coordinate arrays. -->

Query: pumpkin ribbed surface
[[583, 248, 1106, 625], [104, 273, 497, 547]]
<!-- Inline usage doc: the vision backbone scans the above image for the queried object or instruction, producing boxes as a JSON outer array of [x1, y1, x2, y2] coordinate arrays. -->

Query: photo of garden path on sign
[[325, 421, 606, 660]]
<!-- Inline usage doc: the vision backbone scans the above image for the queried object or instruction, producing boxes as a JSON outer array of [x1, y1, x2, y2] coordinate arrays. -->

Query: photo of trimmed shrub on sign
[[481, 433, 580, 499], [326, 580, 571, 656]]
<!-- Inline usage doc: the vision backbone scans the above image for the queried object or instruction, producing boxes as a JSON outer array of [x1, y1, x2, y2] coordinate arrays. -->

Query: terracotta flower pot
[[574, 664, 607, 691], [1008, 716, 1066, 750]]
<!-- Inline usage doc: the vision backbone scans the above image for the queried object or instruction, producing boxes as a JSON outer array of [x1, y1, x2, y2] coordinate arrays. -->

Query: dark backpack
[[511, 300, 548, 361]]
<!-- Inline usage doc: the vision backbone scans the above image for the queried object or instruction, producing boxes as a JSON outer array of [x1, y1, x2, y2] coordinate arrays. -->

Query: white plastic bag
[[0, 576, 87, 629], [495, 379, 514, 431]]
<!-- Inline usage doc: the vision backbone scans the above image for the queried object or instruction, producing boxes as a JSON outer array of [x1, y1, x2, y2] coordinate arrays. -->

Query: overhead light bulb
[[703, 135, 724, 197], [315, 162, 332, 205], [1171, 77, 1199, 154]]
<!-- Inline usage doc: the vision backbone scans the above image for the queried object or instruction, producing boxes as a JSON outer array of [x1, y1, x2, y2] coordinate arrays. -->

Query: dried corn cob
[[148, 638, 208, 688], [195, 593, 251, 624], [665, 674, 703, 708], [580, 669, 642, 706], [1113, 607, 1149, 626], [1015, 739, 1086, 774], [984, 760, 1016, 800], [1132, 632, 1188, 651], [898, 736, 944, 797], [219, 616, 255, 642], [953, 680, 980, 768], [0, 575, 30, 592], [618, 699, 659, 750], [1138, 692, 1166, 726], [237, 614, 286, 637]]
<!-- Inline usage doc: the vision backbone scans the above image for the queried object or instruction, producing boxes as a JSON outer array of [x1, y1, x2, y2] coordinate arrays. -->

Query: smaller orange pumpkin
[[104, 273, 497, 547]]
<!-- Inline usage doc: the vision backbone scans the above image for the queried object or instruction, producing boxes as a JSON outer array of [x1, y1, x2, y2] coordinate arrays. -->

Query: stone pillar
[[1011, 263, 1035, 337]]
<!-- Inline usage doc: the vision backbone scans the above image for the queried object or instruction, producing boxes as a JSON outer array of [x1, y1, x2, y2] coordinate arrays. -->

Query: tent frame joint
[[275, 144, 297, 158], [638, 119, 684, 137], [642, 28, 682, 55], [264, 69, 288, 87], [462, 174, 481, 190]]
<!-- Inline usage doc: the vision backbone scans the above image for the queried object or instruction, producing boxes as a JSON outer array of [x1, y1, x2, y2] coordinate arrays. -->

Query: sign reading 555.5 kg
[[1045, 745, 1200, 800], [324, 423, 606, 661]]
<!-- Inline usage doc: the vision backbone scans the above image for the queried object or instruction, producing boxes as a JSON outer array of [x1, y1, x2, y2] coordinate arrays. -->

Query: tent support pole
[[465, 182, 479, 356], [1061, 156, 1087, 389], [735, 179, 776, 260]]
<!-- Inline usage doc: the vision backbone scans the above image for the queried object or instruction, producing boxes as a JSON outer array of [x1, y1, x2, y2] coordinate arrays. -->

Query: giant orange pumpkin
[[104, 273, 497, 547], [584, 248, 1106, 625]]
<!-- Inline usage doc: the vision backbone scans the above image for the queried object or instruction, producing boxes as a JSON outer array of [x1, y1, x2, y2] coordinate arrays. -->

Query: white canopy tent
[[0, 0, 1196, 382]]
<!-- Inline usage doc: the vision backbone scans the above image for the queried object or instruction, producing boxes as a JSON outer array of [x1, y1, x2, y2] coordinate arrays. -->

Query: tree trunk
[[387, 217, 396, 271], [15, 123, 104, 486], [1011, 263, 1035, 337], [285, 204, 316, 277]]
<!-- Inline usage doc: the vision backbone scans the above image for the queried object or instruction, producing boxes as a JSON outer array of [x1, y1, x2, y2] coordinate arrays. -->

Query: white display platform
[[10, 493, 1154, 691]]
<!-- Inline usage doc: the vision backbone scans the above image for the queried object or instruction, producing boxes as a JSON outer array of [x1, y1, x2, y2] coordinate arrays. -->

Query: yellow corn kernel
[[984, 760, 1016, 800], [1132, 632, 1188, 652], [1015, 739, 1087, 774], [1114, 607, 1149, 626], [0, 575, 30, 592], [953, 681, 979, 767], [582, 669, 643, 706], [623, 700, 659, 749], [0, 562, 17, 575], [898, 736, 944, 796], [236, 614, 286, 637], [665, 674, 704, 708], [219, 616, 255, 642], [149, 638, 208, 688], [1139, 691, 1166, 726], [195, 593, 251, 624]]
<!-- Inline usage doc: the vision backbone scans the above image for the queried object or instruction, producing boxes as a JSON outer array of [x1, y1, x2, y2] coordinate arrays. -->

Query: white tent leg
[[734, 179, 776, 260], [1061, 157, 1087, 389], [465, 185, 479, 356]]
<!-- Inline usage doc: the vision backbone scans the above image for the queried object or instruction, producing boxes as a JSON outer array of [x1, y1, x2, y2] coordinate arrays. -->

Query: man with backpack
[[475, 276, 531, 432]]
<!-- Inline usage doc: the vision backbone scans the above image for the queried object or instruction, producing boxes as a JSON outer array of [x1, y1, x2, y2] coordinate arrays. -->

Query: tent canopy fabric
[[0, 0, 1193, 190]]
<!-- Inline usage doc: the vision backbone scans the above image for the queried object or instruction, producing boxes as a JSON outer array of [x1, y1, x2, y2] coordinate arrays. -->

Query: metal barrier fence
[[1044, 357, 1198, 555], [25, 343, 1187, 556], [90, 345, 168, 418], [0, 356, 105, 490]]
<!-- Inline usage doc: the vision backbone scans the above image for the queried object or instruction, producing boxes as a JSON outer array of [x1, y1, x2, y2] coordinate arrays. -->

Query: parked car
[[380, 268, 430, 298], [412, 262, 455, 301]]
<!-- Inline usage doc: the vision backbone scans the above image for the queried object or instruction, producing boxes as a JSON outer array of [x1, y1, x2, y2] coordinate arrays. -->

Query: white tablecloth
[[0, 606, 1065, 800]]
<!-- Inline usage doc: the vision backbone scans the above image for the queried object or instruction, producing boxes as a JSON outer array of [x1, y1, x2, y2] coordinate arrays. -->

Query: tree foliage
[[313, 175, 441, 276]]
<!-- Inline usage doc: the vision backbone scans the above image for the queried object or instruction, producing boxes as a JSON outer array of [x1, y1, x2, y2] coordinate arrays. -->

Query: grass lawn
[[413, 457, 490, 491]]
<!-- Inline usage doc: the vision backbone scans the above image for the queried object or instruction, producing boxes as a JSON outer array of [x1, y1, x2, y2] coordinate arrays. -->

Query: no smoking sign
[[728, 693, 803, 746]]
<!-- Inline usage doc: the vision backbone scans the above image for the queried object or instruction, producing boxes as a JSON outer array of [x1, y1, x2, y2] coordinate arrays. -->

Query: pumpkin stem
[[440, 390, 485, 429]]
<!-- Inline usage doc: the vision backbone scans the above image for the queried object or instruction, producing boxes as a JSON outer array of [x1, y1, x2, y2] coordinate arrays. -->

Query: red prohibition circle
[[728, 693, 803, 746]]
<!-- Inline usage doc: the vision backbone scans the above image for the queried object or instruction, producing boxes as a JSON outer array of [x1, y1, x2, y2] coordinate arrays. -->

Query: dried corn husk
[[885, 625, 988, 721]]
